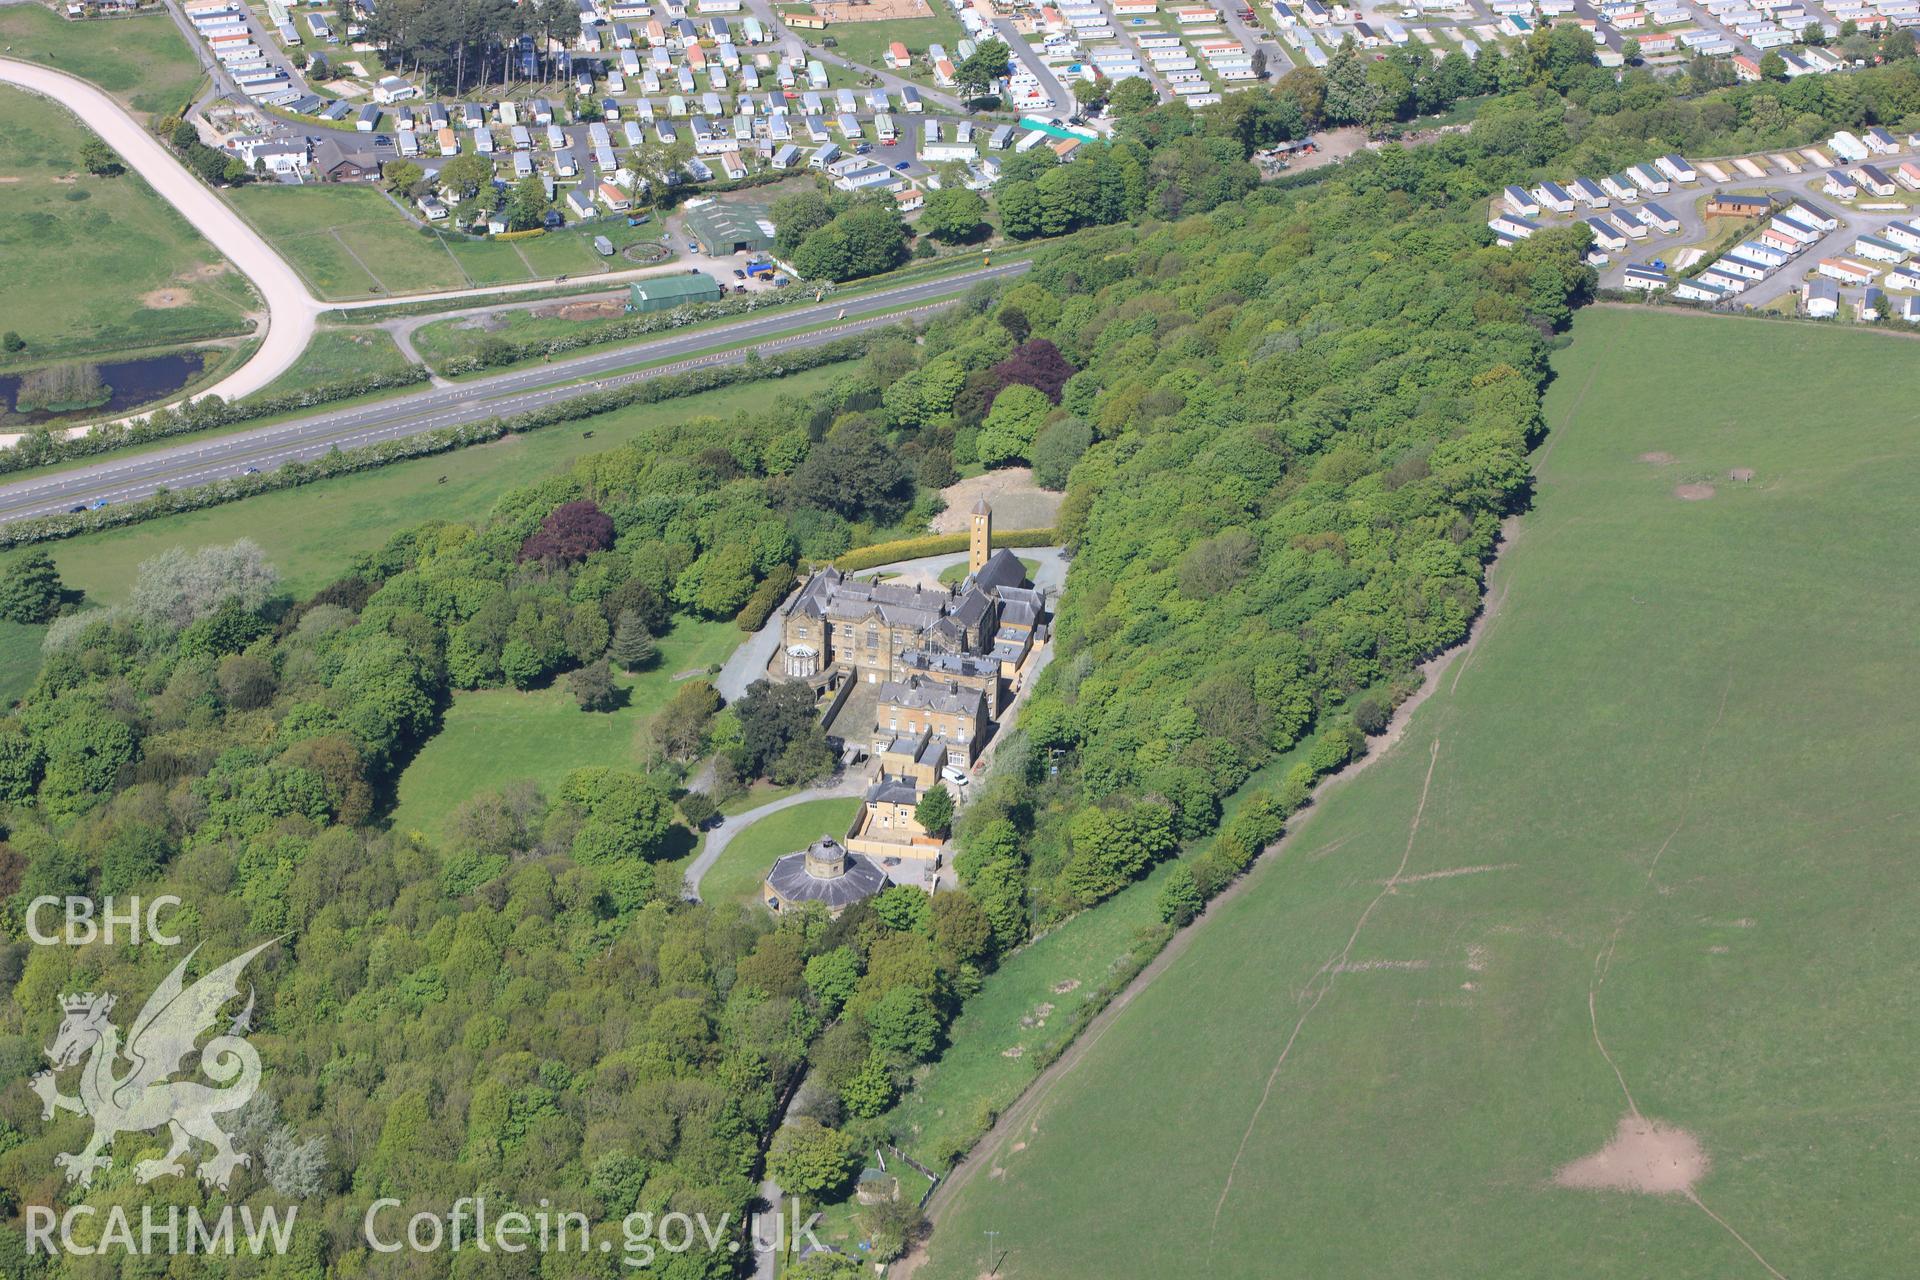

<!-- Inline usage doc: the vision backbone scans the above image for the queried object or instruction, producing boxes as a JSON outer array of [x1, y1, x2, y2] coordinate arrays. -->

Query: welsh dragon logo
[[30, 941, 274, 1190]]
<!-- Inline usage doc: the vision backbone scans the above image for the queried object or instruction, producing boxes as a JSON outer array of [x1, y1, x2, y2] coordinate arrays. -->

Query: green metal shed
[[627, 272, 725, 312], [683, 199, 778, 255]]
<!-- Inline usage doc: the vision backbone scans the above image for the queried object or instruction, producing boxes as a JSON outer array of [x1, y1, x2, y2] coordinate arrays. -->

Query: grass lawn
[[387, 620, 740, 838], [37, 364, 849, 609], [917, 306, 1920, 1278], [0, 620, 47, 708], [800, 12, 966, 89], [882, 867, 1171, 1169], [0, 6, 205, 116], [411, 305, 628, 368], [224, 186, 668, 301], [245, 325, 416, 401], [0, 89, 253, 363], [224, 185, 477, 299], [936, 556, 1038, 586], [697, 796, 863, 908]]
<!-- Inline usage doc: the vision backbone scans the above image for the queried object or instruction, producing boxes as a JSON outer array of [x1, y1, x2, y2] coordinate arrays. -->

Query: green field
[[246, 325, 417, 400], [388, 620, 741, 838], [0, 620, 46, 707], [0, 6, 205, 115], [224, 185, 479, 299], [225, 185, 664, 301], [0, 89, 253, 363], [916, 307, 1920, 1278], [883, 867, 1170, 1167], [34, 364, 849, 609], [410, 300, 632, 368], [799, 12, 966, 89], [697, 796, 863, 909]]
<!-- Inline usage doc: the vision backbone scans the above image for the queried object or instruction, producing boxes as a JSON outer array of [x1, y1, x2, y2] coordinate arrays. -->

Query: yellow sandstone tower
[[969, 499, 992, 576]]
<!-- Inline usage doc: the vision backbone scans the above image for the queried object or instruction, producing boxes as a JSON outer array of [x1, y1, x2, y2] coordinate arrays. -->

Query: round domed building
[[762, 836, 889, 917]]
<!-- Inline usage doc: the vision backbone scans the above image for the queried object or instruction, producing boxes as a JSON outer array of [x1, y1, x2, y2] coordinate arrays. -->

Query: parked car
[[855, 142, 873, 154], [732, 268, 746, 279], [894, 160, 911, 171]]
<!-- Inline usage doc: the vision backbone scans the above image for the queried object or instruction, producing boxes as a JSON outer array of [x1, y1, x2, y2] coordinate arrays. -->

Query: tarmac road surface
[[0, 259, 1032, 522]]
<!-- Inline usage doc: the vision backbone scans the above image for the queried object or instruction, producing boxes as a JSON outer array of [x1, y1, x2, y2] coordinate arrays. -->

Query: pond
[[0, 351, 206, 426]]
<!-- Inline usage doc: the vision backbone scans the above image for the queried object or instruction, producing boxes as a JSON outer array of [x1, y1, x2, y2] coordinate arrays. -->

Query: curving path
[[0, 57, 322, 405], [681, 774, 869, 901]]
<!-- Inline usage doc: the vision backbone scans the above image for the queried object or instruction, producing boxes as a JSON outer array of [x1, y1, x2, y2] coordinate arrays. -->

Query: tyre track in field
[[1580, 673, 1788, 1279], [1205, 736, 1444, 1255], [899, 514, 1529, 1276]]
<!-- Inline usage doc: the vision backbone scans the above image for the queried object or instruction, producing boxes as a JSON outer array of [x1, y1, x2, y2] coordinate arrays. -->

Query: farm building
[[684, 199, 777, 254], [628, 273, 725, 312]]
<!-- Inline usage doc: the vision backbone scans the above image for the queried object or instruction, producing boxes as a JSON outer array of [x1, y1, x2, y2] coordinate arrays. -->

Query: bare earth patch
[[932, 467, 1061, 533], [1050, 978, 1081, 995], [811, 0, 932, 19], [536, 299, 624, 321], [142, 287, 192, 309], [1729, 467, 1756, 482], [1637, 451, 1675, 464], [1555, 1115, 1708, 1196], [1674, 483, 1716, 501]]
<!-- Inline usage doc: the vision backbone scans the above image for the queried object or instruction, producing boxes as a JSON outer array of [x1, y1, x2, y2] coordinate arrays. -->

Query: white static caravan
[[1503, 184, 1540, 217], [1654, 153, 1697, 183], [1533, 181, 1575, 213], [1570, 176, 1610, 208], [1625, 164, 1669, 194], [1585, 217, 1627, 251]]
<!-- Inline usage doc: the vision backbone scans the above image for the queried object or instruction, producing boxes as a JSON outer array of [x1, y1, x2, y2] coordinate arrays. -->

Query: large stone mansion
[[779, 500, 1045, 690], [760, 501, 1052, 907]]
